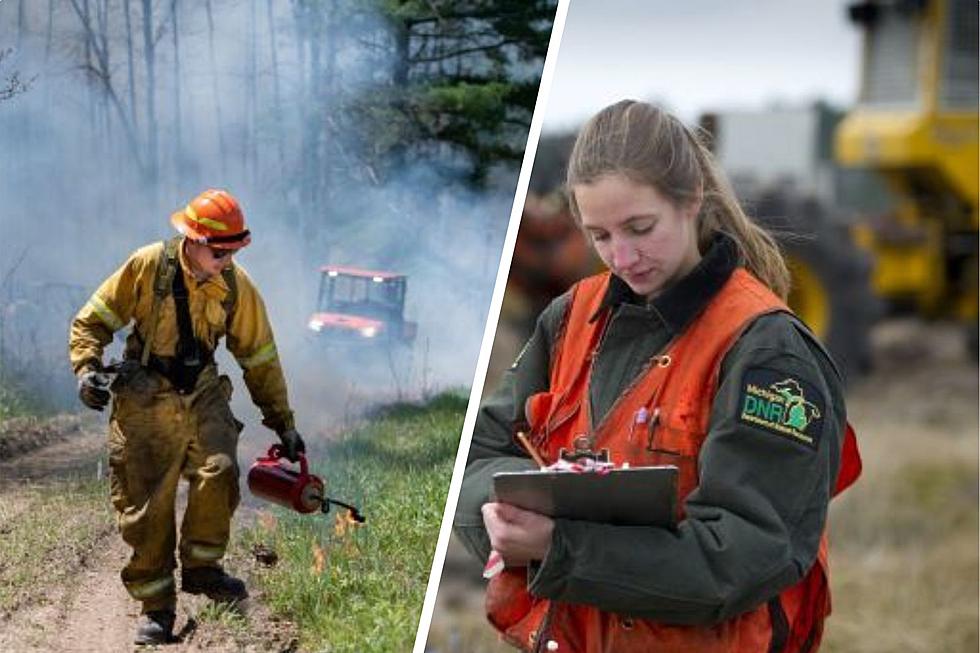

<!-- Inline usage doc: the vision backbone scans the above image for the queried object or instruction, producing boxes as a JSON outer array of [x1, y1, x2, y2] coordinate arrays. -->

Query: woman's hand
[[482, 502, 554, 566]]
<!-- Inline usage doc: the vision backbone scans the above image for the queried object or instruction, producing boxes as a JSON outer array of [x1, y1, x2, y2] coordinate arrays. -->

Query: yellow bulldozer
[[836, 0, 978, 353]]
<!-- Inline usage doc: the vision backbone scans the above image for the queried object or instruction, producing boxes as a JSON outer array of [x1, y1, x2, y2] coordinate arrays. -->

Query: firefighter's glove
[[278, 429, 306, 462], [78, 369, 112, 411]]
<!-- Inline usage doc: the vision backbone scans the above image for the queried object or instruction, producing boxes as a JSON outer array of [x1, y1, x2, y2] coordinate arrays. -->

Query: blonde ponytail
[[566, 100, 790, 299], [689, 129, 790, 299]]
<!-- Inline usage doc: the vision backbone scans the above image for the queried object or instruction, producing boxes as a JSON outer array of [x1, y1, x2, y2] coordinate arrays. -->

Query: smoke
[[0, 1, 522, 432], [224, 163, 511, 439]]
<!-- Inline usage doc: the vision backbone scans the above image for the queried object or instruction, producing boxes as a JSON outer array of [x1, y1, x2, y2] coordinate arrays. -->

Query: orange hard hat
[[170, 189, 252, 249]]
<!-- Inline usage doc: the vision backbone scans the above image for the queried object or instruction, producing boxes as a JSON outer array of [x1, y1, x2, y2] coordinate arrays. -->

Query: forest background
[[0, 0, 554, 426]]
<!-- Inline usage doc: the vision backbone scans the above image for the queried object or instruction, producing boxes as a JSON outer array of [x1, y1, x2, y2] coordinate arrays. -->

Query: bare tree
[[141, 0, 159, 181], [0, 246, 30, 387], [67, 0, 145, 174], [0, 49, 32, 103], [266, 0, 285, 172], [124, 0, 138, 129], [82, 0, 94, 127], [45, 0, 55, 63], [204, 0, 228, 177], [245, 0, 259, 183], [294, 1, 319, 213], [97, 0, 111, 143], [17, 0, 27, 51], [172, 0, 182, 190]]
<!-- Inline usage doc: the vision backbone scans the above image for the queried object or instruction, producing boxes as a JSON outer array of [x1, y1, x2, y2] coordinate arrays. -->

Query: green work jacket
[[454, 234, 846, 625]]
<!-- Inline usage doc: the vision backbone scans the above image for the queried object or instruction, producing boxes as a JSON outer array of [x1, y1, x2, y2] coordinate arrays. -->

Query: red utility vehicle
[[307, 266, 417, 346]]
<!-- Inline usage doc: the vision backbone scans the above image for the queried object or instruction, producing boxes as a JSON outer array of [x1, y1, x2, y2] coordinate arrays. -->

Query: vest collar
[[590, 231, 739, 334]]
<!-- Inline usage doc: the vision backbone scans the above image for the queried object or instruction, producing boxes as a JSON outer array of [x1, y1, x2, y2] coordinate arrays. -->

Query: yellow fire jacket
[[69, 239, 295, 434]]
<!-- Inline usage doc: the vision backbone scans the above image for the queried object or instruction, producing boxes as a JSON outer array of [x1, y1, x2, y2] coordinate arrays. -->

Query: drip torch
[[247, 444, 365, 522]]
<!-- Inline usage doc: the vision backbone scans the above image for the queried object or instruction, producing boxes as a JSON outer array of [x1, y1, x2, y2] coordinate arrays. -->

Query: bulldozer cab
[[837, 0, 978, 327]]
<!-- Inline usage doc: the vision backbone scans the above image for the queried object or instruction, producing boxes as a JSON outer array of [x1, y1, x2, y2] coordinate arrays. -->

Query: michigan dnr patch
[[737, 367, 825, 450]]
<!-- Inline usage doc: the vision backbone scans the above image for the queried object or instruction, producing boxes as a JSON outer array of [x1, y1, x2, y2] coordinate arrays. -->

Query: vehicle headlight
[[308, 319, 323, 332], [359, 326, 377, 338]]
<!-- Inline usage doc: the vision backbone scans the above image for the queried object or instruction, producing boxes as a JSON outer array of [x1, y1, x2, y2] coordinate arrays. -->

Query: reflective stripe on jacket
[[486, 268, 861, 653]]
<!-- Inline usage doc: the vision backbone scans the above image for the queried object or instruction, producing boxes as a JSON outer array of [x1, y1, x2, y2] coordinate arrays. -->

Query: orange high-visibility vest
[[486, 269, 861, 653]]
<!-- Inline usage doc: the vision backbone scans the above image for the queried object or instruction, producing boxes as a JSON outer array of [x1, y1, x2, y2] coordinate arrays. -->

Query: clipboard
[[492, 465, 678, 528]]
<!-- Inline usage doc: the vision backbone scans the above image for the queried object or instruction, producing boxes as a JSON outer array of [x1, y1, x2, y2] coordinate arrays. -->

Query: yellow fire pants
[[107, 364, 242, 613]]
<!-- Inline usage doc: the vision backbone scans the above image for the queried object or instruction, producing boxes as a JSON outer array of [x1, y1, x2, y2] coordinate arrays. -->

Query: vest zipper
[[766, 596, 789, 653], [546, 404, 580, 438], [584, 311, 616, 436], [531, 602, 557, 653]]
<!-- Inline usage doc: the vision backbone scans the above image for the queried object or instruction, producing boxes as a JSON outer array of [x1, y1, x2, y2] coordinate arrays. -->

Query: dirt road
[[0, 424, 299, 653]]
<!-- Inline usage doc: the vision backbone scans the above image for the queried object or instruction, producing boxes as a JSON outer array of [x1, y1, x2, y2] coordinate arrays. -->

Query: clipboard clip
[[559, 442, 610, 466]]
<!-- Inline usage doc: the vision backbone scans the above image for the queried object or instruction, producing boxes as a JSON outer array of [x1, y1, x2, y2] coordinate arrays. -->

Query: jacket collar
[[590, 232, 739, 334]]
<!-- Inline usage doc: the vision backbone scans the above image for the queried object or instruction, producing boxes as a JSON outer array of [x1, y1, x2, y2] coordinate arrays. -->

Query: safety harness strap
[[170, 257, 205, 394], [138, 237, 238, 384], [140, 237, 181, 367]]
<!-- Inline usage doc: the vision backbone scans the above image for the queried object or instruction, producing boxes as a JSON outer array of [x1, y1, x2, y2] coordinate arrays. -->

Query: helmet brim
[[170, 211, 251, 249]]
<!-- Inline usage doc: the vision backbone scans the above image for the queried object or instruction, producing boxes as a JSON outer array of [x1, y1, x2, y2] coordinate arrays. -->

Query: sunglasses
[[208, 247, 235, 260]]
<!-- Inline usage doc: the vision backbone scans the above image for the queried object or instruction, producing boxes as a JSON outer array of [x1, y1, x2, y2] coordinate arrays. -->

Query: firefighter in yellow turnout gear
[[69, 189, 306, 645]]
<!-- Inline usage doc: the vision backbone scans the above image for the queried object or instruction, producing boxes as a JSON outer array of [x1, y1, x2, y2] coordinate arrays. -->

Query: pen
[[515, 431, 547, 468], [629, 406, 649, 444]]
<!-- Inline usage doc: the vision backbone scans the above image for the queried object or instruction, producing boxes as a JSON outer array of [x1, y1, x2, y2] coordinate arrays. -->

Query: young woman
[[454, 100, 861, 652]]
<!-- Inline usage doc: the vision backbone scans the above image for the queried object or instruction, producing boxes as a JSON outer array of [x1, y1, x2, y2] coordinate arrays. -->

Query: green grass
[[0, 361, 65, 420], [0, 379, 37, 421], [821, 432, 979, 653], [238, 391, 467, 653], [0, 478, 114, 611], [193, 600, 251, 637]]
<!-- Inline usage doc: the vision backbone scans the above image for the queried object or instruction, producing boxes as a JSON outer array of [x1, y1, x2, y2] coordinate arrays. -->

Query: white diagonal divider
[[412, 1, 572, 650]]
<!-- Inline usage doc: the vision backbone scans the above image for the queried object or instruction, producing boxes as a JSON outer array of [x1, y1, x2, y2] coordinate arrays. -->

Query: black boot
[[181, 566, 248, 602], [134, 610, 176, 645]]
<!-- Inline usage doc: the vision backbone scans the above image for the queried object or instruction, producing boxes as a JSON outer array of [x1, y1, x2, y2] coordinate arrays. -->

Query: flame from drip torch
[[257, 510, 278, 532], [311, 540, 326, 576], [333, 509, 364, 537]]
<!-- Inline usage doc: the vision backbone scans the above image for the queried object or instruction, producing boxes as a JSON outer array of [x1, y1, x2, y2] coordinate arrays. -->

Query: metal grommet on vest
[[573, 434, 591, 451]]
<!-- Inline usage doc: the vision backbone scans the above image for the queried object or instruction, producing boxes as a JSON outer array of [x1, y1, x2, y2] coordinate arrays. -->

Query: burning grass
[[238, 391, 467, 652]]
